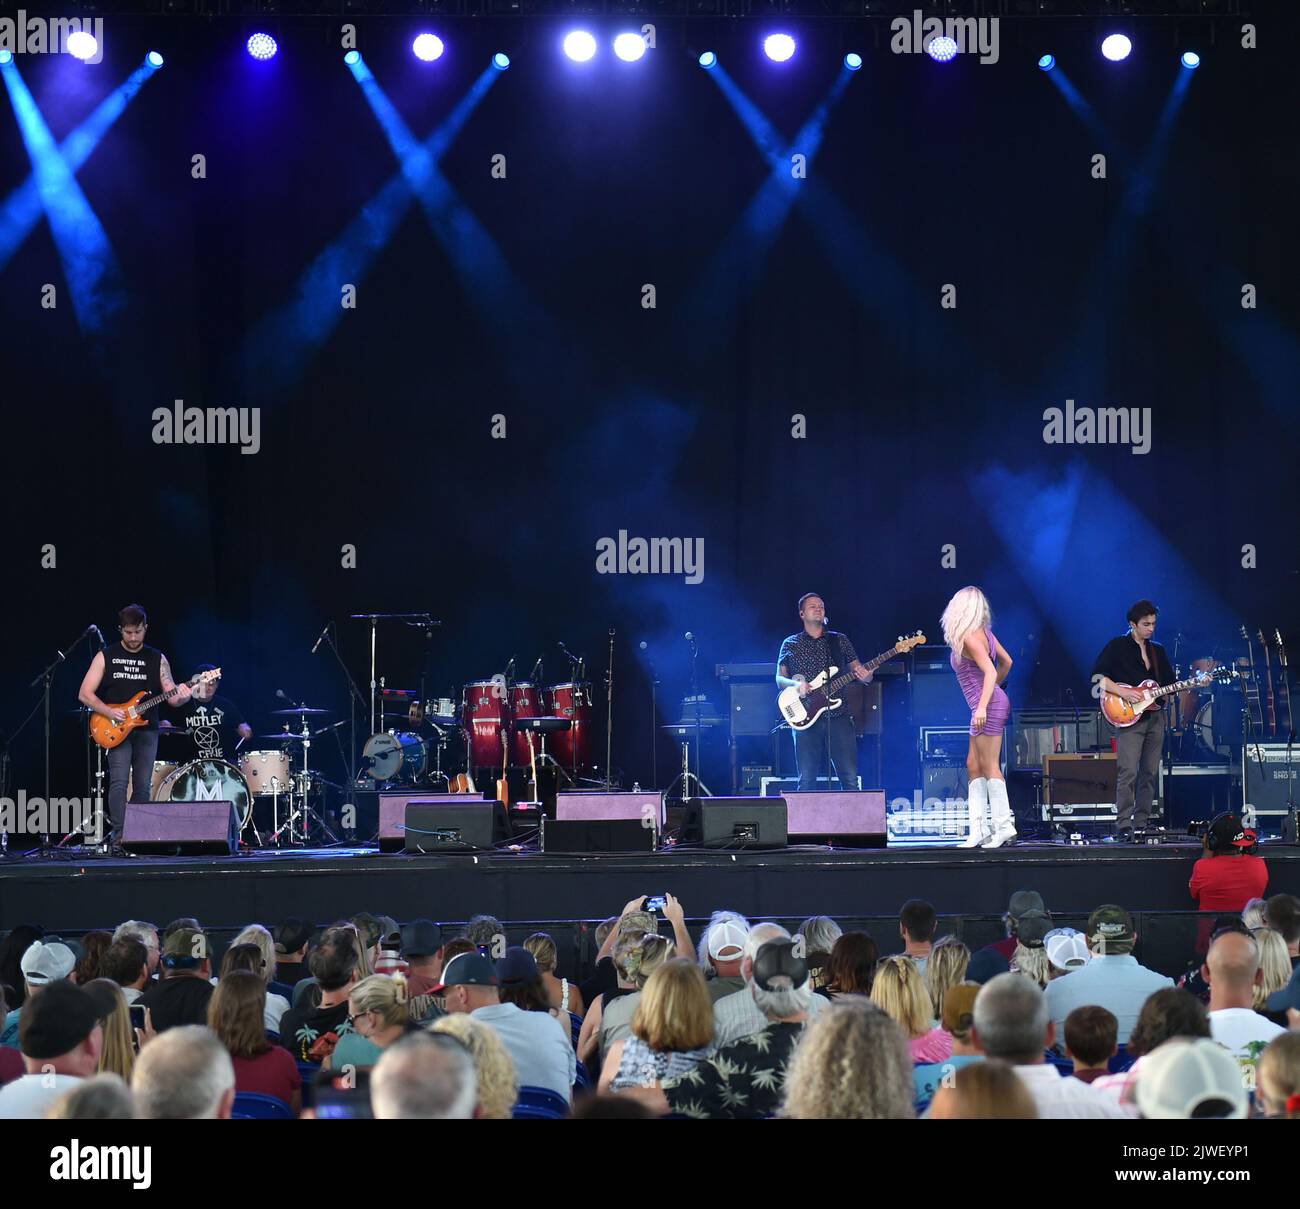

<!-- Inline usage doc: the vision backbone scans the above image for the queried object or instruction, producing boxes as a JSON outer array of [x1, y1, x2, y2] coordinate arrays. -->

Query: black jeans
[[1114, 710, 1164, 829], [793, 711, 859, 791], [106, 727, 160, 833]]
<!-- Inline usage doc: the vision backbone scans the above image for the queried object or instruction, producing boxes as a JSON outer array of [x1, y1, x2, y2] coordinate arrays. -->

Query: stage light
[[1101, 34, 1132, 62], [1181, 51, 1201, 69], [246, 34, 278, 61], [698, 51, 717, 69], [67, 31, 98, 61], [343, 50, 360, 66], [146, 51, 164, 69], [613, 33, 647, 62], [563, 31, 597, 62], [927, 36, 958, 63], [0, 50, 12, 66], [763, 34, 795, 63], [412, 33, 444, 62], [1037, 54, 1055, 71], [493, 52, 510, 71], [844, 53, 862, 71]]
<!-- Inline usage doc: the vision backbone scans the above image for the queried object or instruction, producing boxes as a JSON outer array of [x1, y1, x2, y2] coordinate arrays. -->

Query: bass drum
[[362, 731, 427, 783], [547, 682, 594, 771], [127, 760, 179, 802], [509, 682, 543, 766], [159, 759, 252, 830], [463, 679, 508, 769]]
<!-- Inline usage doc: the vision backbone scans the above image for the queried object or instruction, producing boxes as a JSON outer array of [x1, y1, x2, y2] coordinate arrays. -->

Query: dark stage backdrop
[[1, 13, 1297, 804]]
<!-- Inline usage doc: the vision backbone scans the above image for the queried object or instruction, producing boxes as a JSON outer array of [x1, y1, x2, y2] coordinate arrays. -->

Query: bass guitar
[[778, 633, 925, 731], [90, 668, 222, 750]]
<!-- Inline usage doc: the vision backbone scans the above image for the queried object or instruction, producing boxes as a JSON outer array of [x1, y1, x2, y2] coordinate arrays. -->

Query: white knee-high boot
[[983, 777, 1017, 848], [961, 777, 990, 848]]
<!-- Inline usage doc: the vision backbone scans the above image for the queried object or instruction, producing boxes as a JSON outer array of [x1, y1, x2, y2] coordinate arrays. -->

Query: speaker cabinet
[[681, 797, 787, 849], [121, 800, 237, 855]]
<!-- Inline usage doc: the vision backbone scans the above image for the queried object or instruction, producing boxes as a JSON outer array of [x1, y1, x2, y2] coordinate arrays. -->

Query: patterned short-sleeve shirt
[[777, 631, 859, 682], [661, 1022, 805, 1119]]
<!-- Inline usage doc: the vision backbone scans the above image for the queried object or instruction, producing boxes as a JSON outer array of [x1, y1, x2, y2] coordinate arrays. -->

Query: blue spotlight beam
[[0, 57, 159, 272], [0, 56, 126, 334]]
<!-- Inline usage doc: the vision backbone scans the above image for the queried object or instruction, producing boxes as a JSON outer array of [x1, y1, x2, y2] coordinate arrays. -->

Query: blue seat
[[1045, 1050, 1075, 1077], [232, 1092, 294, 1120], [1108, 1044, 1135, 1074], [297, 1062, 321, 1109], [513, 1085, 570, 1119]]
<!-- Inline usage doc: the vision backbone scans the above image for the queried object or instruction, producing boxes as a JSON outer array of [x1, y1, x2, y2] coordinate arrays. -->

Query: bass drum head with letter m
[[159, 759, 251, 830]]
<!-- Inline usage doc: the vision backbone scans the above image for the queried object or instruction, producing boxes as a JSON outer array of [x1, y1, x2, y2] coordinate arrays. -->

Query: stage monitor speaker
[[121, 800, 236, 855], [378, 792, 489, 851], [400, 799, 507, 853], [542, 818, 658, 854], [782, 790, 886, 847], [556, 791, 663, 828], [682, 796, 787, 849], [922, 762, 969, 802]]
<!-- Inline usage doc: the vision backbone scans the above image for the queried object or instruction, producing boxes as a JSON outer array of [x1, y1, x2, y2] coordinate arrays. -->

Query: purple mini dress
[[950, 628, 1011, 737]]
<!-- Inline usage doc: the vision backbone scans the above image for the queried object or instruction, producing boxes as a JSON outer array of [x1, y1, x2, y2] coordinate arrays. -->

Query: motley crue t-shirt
[[166, 694, 249, 761]]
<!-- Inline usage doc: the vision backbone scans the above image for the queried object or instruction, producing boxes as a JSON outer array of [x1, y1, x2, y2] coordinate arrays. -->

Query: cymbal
[[257, 732, 312, 742], [270, 707, 331, 716]]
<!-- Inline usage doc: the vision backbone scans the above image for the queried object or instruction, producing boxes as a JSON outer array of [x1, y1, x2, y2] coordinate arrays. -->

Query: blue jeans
[[793, 711, 859, 791], [106, 727, 160, 833]]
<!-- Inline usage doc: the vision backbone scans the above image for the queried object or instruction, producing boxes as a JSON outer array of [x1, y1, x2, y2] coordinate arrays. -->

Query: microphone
[[276, 689, 303, 708], [87, 624, 105, 649], [684, 631, 694, 643], [531, 656, 543, 681], [639, 641, 648, 651], [311, 622, 331, 655]]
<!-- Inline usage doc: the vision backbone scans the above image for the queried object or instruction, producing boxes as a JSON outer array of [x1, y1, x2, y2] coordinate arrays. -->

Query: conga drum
[[462, 679, 508, 769], [509, 683, 543, 765], [546, 682, 594, 771]]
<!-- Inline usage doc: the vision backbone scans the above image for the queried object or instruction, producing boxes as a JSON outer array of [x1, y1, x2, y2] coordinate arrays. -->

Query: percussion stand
[[663, 724, 711, 803]]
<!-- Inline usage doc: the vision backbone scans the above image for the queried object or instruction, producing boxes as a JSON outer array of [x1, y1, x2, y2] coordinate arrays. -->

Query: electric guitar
[[1259, 627, 1278, 735], [778, 633, 926, 731], [1100, 667, 1239, 729], [90, 668, 222, 750]]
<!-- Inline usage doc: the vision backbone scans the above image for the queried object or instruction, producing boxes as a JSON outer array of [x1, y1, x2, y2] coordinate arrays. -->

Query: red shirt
[[1189, 854, 1269, 912], [0, 1046, 24, 1085], [231, 1046, 302, 1106]]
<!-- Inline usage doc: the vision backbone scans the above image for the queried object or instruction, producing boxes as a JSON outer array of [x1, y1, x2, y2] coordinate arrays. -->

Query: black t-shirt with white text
[[166, 693, 248, 761]]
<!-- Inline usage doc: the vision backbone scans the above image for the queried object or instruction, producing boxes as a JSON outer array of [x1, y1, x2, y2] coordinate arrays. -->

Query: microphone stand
[[321, 624, 366, 791], [28, 628, 96, 852], [605, 630, 615, 792], [647, 653, 659, 790]]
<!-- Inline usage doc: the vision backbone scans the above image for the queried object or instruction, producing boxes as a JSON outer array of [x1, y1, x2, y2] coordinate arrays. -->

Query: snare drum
[[509, 683, 543, 765], [127, 761, 179, 802], [463, 679, 509, 769], [239, 750, 293, 796], [546, 682, 594, 770], [362, 731, 427, 782], [159, 759, 252, 830]]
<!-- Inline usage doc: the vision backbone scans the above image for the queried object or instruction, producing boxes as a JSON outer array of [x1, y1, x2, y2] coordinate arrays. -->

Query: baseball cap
[[1045, 928, 1091, 971], [20, 941, 76, 986], [1208, 813, 1256, 851], [966, 948, 1010, 984], [1135, 1038, 1248, 1120], [496, 947, 540, 986], [1007, 890, 1046, 921], [351, 913, 385, 950], [1016, 910, 1053, 948], [1088, 905, 1135, 954], [941, 983, 980, 1034], [707, 919, 748, 963], [751, 940, 808, 991], [273, 918, 313, 955], [19, 981, 114, 1060], [401, 919, 443, 958], [430, 951, 498, 995], [161, 927, 209, 970]]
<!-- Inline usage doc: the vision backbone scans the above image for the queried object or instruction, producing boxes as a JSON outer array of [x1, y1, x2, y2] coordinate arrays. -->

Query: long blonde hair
[[231, 924, 278, 984], [924, 937, 971, 1018], [430, 1014, 518, 1119], [869, 956, 935, 1040], [1253, 928, 1292, 1011], [941, 586, 991, 659], [88, 979, 134, 1082]]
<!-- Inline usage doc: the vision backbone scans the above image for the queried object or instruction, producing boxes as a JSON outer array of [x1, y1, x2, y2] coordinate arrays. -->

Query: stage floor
[[5, 839, 1299, 976]]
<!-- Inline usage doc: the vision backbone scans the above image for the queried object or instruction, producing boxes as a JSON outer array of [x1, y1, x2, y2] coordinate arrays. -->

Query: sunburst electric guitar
[[778, 633, 926, 730], [90, 667, 222, 750], [1100, 667, 1239, 728]]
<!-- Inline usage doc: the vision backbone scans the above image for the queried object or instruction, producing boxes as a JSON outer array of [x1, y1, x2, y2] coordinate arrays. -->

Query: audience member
[[0, 981, 114, 1119], [101, 939, 150, 1005], [1043, 905, 1173, 1044], [208, 969, 302, 1112], [277, 926, 361, 1064], [825, 932, 878, 999], [1203, 930, 1285, 1083], [1252, 927, 1292, 1021], [137, 927, 214, 1032], [132, 1025, 236, 1119], [75, 931, 113, 985], [578, 916, 622, 1008], [46, 1072, 135, 1121], [899, 899, 937, 973], [928, 1060, 1037, 1120], [1189, 813, 1268, 912], [923, 935, 970, 1018], [439, 951, 575, 1101], [971, 974, 1127, 1119], [713, 923, 826, 1048], [701, 919, 748, 1003], [1091, 988, 1211, 1112], [111, 921, 160, 978], [782, 999, 915, 1119], [463, 913, 505, 952], [602, 959, 713, 1095], [0, 940, 76, 1048], [979, 890, 1047, 962], [582, 932, 673, 1067], [370, 1030, 476, 1119], [1256, 1032, 1300, 1120], [569, 1093, 655, 1120], [914, 982, 983, 1105], [1009, 910, 1053, 988], [429, 1014, 518, 1119], [0, 925, 45, 1009], [966, 947, 1010, 984], [1265, 894, 1300, 969], [1044, 928, 1090, 979], [1134, 1037, 1248, 1120], [795, 915, 842, 993], [231, 924, 293, 1016], [522, 932, 584, 1018], [88, 978, 136, 1082], [1242, 898, 1269, 932], [870, 955, 950, 1062], [271, 918, 314, 988], [221, 940, 290, 1034], [1063, 1005, 1118, 1084]]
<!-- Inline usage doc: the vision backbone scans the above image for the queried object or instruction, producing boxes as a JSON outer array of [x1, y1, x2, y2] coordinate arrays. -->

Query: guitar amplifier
[[1244, 744, 1298, 826], [1011, 710, 1102, 772], [1041, 753, 1126, 823]]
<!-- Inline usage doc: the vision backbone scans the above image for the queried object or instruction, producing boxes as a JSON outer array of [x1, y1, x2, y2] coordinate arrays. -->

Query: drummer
[[164, 663, 253, 763]]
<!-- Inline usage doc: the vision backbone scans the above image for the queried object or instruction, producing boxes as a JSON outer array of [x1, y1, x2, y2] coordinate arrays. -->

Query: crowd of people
[[1, 882, 1299, 1120]]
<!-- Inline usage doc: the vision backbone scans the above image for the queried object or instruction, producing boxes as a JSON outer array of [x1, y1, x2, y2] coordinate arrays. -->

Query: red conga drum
[[546, 682, 593, 771], [462, 679, 508, 770], [508, 683, 543, 766]]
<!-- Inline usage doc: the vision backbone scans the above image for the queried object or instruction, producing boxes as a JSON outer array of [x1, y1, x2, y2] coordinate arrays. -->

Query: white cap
[[20, 941, 76, 986], [707, 919, 748, 963], [1135, 1039, 1249, 1120], [1045, 928, 1091, 971]]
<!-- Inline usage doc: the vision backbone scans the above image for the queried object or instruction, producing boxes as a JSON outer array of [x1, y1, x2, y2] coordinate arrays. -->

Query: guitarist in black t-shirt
[[78, 604, 191, 848]]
